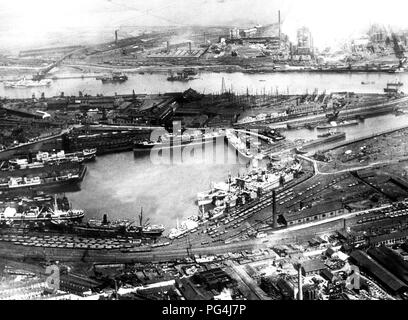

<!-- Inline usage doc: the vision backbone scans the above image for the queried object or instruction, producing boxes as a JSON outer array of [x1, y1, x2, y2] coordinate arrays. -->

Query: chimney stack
[[272, 190, 278, 228], [166, 41, 170, 53], [278, 10, 281, 40], [298, 264, 303, 300], [189, 42, 192, 54], [115, 30, 118, 45]]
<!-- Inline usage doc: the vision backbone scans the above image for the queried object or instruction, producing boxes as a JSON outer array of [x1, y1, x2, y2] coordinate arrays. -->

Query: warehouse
[[283, 201, 346, 226], [349, 250, 408, 296]]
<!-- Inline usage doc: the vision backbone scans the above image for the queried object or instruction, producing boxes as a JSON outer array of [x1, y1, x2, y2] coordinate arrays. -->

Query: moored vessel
[[316, 120, 359, 130], [3, 78, 52, 88], [99, 72, 128, 83], [0, 197, 84, 223], [133, 130, 225, 152]]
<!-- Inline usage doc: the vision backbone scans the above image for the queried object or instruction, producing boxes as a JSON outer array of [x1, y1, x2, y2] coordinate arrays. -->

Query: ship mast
[[139, 207, 143, 227]]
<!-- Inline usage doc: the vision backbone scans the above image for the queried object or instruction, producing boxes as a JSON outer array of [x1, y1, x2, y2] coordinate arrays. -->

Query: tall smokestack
[[166, 41, 170, 53], [189, 42, 192, 54], [115, 30, 118, 44], [278, 10, 281, 40], [298, 264, 303, 300], [272, 190, 278, 228]]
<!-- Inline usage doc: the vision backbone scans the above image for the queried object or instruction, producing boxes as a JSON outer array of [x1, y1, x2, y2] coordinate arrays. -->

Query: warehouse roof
[[302, 259, 326, 274], [285, 201, 344, 222], [349, 250, 408, 294]]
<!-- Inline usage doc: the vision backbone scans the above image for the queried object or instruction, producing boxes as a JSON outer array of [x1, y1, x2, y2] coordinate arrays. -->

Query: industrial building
[[349, 250, 408, 296], [193, 268, 236, 292], [301, 259, 327, 276], [148, 42, 207, 60], [296, 27, 313, 55], [367, 246, 408, 285], [283, 201, 347, 226]]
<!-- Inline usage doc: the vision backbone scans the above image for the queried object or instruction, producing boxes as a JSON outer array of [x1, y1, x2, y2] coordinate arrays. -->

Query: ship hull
[[0, 166, 86, 192], [101, 77, 128, 83], [133, 136, 224, 152], [2, 214, 84, 223]]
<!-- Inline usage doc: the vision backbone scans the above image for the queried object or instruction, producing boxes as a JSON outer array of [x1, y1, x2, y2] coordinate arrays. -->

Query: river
[[1, 70, 408, 98]]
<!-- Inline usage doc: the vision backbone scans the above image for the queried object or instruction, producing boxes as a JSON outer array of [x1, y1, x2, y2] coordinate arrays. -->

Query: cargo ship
[[9, 149, 96, 169], [34, 149, 96, 163], [316, 120, 359, 130], [51, 209, 164, 239], [133, 130, 225, 151], [0, 198, 84, 223], [225, 129, 253, 160], [0, 162, 86, 192], [99, 72, 128, 83], [65, 127, 152, 155], [3, 78, 52, 88]]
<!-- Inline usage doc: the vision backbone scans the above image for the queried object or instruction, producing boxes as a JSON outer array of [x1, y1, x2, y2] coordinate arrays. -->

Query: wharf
[[315, 123, 408, 154]]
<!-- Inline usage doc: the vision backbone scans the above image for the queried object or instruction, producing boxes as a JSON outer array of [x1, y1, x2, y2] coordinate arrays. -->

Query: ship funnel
[[139, 207, 143, 226]]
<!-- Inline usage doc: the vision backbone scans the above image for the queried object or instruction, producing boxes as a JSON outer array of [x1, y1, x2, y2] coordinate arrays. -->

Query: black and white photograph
[[0, 0, 408, 308]]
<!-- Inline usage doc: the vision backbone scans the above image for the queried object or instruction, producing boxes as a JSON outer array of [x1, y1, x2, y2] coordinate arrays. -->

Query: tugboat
[[100, 72, 128, 83]]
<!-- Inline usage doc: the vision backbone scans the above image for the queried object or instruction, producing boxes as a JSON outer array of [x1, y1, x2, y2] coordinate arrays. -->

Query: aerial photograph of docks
[[4, 0, 408, 306]]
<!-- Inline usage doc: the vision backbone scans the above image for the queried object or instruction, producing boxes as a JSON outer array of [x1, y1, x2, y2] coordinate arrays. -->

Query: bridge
[[32, 48, 83, 81]]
